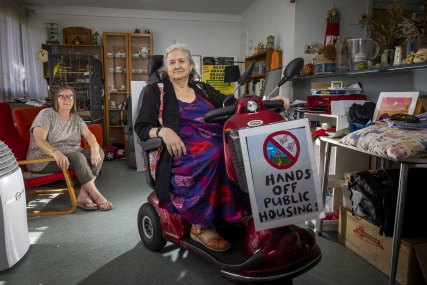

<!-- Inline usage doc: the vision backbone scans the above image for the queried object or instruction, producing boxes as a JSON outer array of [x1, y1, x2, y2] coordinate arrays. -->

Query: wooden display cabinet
[[103, 32, 153, 147]]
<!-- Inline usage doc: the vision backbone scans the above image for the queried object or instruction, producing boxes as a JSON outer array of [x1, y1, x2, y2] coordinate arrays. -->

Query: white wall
[[241, 0, 295, 63], [241, 0, 369, 65], [294, 0, 369, 64], [27, 6, 243, 92], [240, 0, 370, 99]]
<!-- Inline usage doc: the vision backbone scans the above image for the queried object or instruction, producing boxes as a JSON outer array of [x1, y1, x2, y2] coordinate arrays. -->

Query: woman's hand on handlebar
[[270, 96, 290, 110], [158, 127, 187, 157]]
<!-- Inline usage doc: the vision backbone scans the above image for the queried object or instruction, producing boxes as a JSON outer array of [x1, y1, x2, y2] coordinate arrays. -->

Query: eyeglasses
[[389, 113, 420, 123], [58, 95, 74, 101]]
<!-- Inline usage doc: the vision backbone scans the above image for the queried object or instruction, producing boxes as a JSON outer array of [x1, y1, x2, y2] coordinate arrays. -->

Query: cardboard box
[[339, 207, 427, 285]]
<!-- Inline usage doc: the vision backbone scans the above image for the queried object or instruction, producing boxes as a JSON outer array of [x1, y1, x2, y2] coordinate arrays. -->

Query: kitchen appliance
[[348, 38, 379, 70], [0, 141, 30, 271]]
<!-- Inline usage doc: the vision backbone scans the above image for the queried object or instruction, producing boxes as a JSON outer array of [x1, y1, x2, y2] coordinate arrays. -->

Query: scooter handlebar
[[204, 105, 235, 123], [262, 100, 285, 112], [204, 100, 285, 123]]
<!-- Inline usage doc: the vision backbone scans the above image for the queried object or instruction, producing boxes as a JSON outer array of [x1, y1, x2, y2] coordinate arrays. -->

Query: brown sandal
[[190, 225, 231, 252]]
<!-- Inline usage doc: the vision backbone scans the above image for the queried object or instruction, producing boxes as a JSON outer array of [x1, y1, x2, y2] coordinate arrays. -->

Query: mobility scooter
[[137, 57, 322, 284]]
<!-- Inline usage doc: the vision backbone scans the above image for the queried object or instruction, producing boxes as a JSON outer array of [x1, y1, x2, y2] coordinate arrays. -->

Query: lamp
[[224, 65, 241, 83]]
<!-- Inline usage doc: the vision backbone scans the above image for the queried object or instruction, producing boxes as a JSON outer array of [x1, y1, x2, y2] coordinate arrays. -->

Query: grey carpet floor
[[0, 160, 388, 284]]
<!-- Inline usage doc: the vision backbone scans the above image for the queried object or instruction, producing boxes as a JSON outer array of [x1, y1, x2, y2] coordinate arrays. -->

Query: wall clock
[[36, 49, 49, 63]]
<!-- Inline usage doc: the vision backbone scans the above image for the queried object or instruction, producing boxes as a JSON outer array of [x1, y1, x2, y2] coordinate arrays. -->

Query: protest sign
[[238, 119, 324, 231]]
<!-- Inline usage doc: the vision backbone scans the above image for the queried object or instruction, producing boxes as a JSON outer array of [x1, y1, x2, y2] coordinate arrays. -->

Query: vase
[[393, 46, 402, 66], [381, 49, 394, 67]]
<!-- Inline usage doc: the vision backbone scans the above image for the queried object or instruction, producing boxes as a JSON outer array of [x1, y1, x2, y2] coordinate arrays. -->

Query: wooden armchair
[[0, 103, 77, 216], [12, 107, 103, 147]]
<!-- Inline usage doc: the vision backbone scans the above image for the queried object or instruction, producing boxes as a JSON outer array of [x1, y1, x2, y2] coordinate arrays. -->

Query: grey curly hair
[[159, 43, 201, 81]]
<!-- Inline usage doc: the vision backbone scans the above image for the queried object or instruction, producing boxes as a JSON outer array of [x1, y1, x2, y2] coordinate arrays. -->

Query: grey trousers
[[35, 148, 105, 185]]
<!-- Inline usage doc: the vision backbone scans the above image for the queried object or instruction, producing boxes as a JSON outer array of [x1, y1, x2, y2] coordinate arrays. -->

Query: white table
[[317, 136, 427, 285]]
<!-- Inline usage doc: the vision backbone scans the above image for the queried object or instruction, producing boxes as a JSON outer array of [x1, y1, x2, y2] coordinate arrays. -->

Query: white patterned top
[[26, 108, 87, 171]]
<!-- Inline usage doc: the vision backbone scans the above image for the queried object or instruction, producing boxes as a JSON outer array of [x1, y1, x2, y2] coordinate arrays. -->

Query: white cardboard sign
[[238, 119, 324, 231]]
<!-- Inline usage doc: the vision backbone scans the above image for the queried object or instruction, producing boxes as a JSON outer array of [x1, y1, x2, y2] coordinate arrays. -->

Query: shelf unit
[[294, 62, 427, 81], [244, 50, 282, 95], [47, 54, 104, 122], [103, 32, 153, 146], [303, 112, 369, 178], [41, 44, 103, 79]]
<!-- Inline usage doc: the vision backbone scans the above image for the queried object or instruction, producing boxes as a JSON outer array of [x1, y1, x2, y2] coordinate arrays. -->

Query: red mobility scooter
[[137, 57, 321, 284]]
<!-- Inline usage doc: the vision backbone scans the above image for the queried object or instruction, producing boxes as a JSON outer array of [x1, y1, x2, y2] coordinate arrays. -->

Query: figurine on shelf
[[134, 28, 141, 33], [266, 35, 275, 50], [413, 48, 427, 64], [91, 31, 99, 45]]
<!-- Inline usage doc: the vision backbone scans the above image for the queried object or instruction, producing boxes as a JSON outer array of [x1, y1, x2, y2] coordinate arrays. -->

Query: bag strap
[[157, 82, 165, 126], [194, 82, 208, 98]]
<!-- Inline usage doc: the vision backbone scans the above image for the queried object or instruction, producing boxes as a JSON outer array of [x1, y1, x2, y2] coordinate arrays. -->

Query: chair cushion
[[340, 122, 427, 159], [0, 103, 28, 161], [23, 169, 76, 188], [13, 106, 46, 143]]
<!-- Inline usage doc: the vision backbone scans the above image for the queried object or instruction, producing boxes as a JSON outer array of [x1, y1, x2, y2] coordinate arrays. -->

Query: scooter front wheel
[[137, 203, 167, 251]]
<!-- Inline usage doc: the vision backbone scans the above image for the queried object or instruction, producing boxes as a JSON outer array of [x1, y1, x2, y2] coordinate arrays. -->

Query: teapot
[[138, 47, 149, 57], [347, 38, 379, 70]]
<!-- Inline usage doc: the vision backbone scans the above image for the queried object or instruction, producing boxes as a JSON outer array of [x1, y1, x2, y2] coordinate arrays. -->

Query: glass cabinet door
[[128, 33, 153, 83], [104, 33, 129, 146]]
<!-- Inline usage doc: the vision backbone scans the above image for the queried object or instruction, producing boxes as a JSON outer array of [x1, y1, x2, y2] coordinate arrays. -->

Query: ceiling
[[15, 0, 259, 15]]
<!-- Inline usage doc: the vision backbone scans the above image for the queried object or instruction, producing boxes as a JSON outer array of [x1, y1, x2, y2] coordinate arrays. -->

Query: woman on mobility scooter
[[134, 43, 290, 252]]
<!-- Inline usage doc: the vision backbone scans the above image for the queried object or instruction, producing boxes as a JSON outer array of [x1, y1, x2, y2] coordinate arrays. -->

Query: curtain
[[0, 0, 45, 101]]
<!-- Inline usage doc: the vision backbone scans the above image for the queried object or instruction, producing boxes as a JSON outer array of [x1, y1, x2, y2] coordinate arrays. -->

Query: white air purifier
[[0, 141, 30, 271]]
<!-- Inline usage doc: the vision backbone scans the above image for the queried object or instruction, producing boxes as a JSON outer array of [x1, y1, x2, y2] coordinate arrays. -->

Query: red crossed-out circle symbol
[[263, 131, 300, 169]]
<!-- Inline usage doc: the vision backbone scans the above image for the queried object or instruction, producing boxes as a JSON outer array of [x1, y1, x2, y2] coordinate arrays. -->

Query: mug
[[108, 85, 114, 92], [132, 53, 139, 58], [119, 85, 126, 91], [107, 52, 113, 57], [110, 101, 116, 108], [115, 66, 123, 72], [108, 67, 114, 73]]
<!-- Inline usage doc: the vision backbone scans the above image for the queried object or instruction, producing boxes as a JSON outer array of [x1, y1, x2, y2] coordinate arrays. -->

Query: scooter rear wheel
[[138, 203, 167, 251]]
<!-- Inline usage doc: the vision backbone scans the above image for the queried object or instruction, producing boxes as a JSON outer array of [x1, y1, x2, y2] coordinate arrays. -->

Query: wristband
[[156, 127, 162, 138]]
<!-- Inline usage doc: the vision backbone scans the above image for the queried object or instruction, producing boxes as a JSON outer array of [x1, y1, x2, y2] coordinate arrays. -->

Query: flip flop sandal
[[77, 202, 98, 211], [97, 201, 113, 211]]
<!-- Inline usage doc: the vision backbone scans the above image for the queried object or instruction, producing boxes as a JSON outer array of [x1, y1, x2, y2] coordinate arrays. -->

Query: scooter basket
[[225, 129, 249, 193]]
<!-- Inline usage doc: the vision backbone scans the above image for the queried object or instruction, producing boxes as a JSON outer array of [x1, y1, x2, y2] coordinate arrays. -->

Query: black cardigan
[[134, 79, 232, 201]]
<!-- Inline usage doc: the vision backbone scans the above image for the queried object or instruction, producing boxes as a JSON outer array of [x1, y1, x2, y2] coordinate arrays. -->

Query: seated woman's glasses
[[58, 95, 74, 100], [389, 113, 420, 123]]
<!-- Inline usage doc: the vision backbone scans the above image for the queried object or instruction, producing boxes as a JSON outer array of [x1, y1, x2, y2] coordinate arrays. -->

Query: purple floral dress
[[165, 92, 250, 227]]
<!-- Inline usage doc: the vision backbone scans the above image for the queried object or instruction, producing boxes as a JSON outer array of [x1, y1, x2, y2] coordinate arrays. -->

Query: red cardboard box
[[338, 207, 427, 285]]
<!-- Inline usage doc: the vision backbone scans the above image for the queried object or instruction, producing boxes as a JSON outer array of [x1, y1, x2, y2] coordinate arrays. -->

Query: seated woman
[[135, 43, 289, 252], [26, 86, 113, 211]]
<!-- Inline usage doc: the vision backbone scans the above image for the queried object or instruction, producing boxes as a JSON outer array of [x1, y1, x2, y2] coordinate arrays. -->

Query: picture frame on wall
[[192, 55, 202, 81], [373, 91, 420, 121]]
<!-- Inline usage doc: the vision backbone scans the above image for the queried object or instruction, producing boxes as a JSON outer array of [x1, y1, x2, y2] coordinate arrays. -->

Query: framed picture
[[192, 54, 202, 81], [373, 91, 420, 121]]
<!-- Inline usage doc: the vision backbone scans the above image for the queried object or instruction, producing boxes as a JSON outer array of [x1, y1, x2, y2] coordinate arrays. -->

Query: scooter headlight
[[246, 100, 259, 112]]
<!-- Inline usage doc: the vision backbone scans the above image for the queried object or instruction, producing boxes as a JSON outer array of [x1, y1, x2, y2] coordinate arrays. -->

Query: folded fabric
[[340, 122, 427, 159]]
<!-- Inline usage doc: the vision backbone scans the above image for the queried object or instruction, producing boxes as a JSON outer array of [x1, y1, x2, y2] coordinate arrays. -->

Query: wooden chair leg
[[26, 169, 78, 216]]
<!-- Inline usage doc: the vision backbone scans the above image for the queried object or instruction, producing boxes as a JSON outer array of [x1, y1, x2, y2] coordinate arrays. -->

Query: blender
[[348, 38, 379, 70]]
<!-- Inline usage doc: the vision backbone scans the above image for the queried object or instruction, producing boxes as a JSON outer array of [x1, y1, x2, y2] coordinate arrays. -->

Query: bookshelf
[[244, 50, 282, 95]]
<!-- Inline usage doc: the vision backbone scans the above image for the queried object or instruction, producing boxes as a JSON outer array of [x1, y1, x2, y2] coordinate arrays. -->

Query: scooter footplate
[[181, 224, 248, 265]]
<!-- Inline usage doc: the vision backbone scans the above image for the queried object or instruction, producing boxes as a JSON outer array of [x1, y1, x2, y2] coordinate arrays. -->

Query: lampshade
[[224, 65, 241, 83]]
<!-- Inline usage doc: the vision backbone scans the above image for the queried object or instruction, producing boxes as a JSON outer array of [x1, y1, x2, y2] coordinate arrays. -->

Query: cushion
[[340, 122, 427, 159]]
